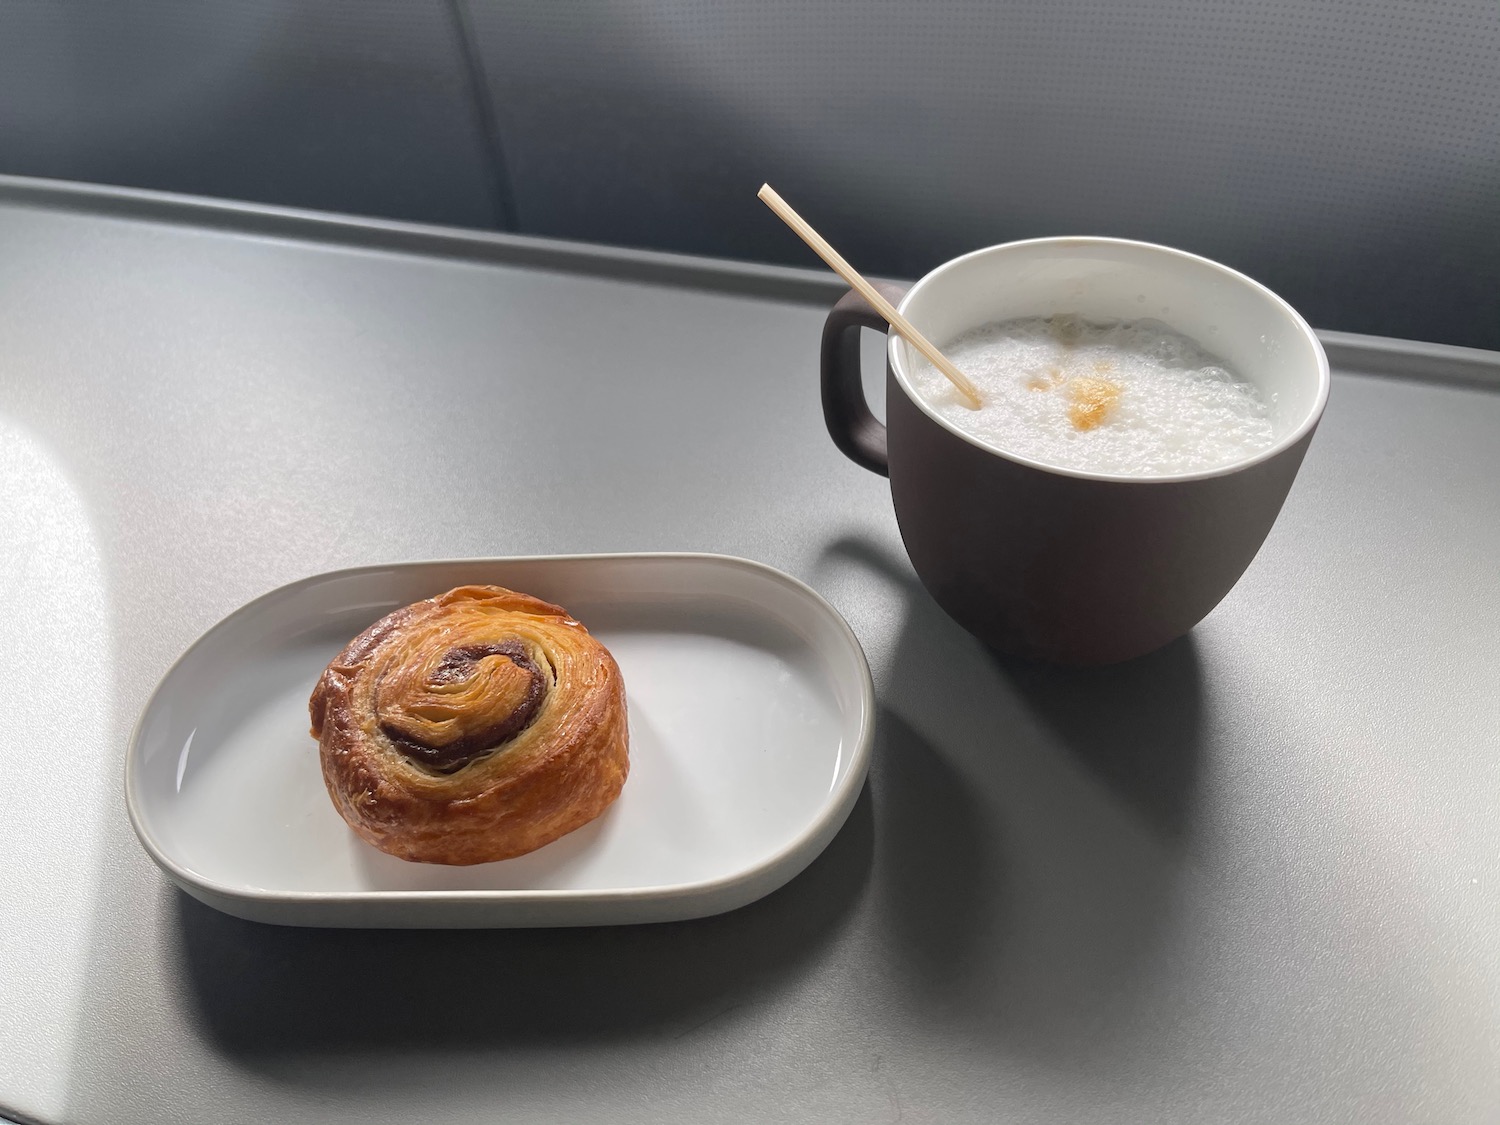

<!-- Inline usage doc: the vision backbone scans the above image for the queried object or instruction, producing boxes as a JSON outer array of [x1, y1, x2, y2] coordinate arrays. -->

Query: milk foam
[[912, 315, 1276, 475]]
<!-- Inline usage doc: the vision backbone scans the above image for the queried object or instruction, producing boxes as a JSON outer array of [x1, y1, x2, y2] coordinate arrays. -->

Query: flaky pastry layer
[[309, 585, 628, 865]]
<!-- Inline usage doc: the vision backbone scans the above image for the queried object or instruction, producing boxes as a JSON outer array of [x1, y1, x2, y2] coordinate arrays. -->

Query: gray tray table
[[1, 175, 1496, 1125]]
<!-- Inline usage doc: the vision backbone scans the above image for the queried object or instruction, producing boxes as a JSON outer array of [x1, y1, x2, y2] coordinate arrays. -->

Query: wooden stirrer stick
[[757, 183, 982, 409]]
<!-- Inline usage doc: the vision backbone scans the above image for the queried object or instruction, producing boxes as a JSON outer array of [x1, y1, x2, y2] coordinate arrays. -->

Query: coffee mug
[[821, 236, 1330, 666]]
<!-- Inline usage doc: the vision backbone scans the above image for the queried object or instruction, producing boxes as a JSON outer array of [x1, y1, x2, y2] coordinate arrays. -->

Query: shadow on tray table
[[172, 532, 1201, 1069]]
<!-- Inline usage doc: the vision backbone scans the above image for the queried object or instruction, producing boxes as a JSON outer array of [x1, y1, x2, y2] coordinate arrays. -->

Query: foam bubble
[[911, 315, 1276, 475]]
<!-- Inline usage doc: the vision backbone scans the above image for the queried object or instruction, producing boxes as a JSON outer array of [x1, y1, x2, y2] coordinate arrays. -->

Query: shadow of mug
[[821, 237, 1329, 666], [817, 533, 1209, 1059]]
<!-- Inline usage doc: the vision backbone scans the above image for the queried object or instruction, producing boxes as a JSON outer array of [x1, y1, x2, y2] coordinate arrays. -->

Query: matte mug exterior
[[820, 239, 1330, 666]]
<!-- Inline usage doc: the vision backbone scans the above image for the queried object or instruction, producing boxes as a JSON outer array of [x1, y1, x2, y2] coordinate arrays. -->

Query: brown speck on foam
[[1027, 365, 1066, 391], [1066, 376, 1121, 430]]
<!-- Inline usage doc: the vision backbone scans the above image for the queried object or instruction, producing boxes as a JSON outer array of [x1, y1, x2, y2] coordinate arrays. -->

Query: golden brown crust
[[309, 585, 628, 865]]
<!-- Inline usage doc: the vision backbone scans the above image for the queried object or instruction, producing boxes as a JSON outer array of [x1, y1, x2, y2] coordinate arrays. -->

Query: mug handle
[[819, 282, 909, 477]]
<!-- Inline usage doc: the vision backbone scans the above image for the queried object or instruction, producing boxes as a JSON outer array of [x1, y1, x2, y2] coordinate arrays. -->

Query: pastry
[[308, 585, 628, 865]]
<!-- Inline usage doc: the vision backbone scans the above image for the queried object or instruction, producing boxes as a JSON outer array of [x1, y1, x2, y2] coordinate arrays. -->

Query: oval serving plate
[[125, 554, 874, 928]]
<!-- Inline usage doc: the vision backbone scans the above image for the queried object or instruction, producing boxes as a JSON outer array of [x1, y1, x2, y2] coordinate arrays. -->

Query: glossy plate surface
[[125, 554, 874, 927]]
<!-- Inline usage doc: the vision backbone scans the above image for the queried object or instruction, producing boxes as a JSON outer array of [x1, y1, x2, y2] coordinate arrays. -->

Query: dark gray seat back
[[3, 0, 1496, 348]]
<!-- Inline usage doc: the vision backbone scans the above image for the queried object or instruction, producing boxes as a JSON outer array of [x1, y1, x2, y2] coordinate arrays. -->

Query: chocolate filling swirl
[[378, 641, 548, 773]]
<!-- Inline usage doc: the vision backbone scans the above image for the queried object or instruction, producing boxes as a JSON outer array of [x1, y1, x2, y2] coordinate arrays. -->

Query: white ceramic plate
[[125, 554, 874, 928]]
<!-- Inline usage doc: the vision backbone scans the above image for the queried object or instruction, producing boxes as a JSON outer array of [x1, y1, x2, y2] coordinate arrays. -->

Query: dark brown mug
[[821, 237, 1330, 666]]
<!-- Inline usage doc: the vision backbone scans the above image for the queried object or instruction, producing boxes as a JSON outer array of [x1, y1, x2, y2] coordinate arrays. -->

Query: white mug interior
[[890, 237, 1331, 481]]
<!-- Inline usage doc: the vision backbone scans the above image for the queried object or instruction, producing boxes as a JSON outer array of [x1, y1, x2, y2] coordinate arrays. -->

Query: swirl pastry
[[308, 585, 628, 865]]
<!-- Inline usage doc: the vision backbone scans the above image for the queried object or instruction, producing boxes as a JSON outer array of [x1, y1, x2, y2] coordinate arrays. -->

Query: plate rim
[[122, 551, 876, 920]]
